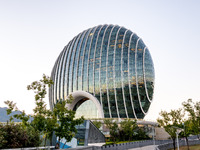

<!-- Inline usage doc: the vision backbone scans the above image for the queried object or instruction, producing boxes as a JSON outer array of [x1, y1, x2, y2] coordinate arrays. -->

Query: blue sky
[[0, 0, 200, 121]]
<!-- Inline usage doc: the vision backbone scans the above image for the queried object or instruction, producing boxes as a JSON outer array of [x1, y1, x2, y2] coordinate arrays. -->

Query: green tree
[[157, 109, 184, 150], [2, 74, 84, 148], [53, 95, 84, 148], [0, 123, 41, 148], [92, 120, 102, 129], [120, 119, 137, 141], [27, 74, 56, 146], [134, 127, 150, 140], [104, 119, 119, 142], [179, 120, 192, 150], [3, 100, 41, 148], [182, 99, 200, 139], [4, 100, 30, 128]]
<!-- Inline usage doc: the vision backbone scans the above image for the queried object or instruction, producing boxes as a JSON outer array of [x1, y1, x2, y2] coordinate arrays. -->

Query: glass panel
[[83, 28, 95, 91], [77, 29, 91, 90], [68, 35, 80, 94], [51, 56, 60, 105], [72, 32, 86, 92], [88, 26, 102, 94], [54, 51, 64, 102], [136, 40, 150, 113], [100, 25, 113, 118], [58, 45, 69, 101], [107, 25, 120, 118], [129, 34, 144, 118], [94, 25, 108, 104], [75, 100, 99, 119], [63, 41, 73, 100], [122, 30, 134, 118], [115, 27, 126, 118], [144, 48, 155, 101], [63, 37, 76, 96]]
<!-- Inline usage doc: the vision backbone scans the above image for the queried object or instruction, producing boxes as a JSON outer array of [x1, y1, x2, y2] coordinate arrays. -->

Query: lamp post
[[152, 126, 155, 145], [172, 127, 183, 150], [176, 131, 179, 150]]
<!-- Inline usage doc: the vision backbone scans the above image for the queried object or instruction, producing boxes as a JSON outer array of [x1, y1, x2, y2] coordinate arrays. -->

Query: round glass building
[[49, 24, 155, 119]]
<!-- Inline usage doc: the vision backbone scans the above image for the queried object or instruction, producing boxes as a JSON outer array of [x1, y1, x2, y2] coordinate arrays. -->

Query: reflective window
[[115, 27, 126, 118], [107, 25, 120, 118], [50, 25, 154, 119], [83, 28, 95, 91], [94, 25, 108, 100], [63, 41, 73, 100], [122, 30, 134, 118], [136, 39, 150, 113], [88, 26, 101, 93], [144, 48, 155, 101], [75, 100, 99, 119], [59, 45, 69, 100], [55, 50, 65, 101], [100, 25, 113, 118], [68, 34, 81, 94], [63, 37, 77, 96], [72, 31, 86, 92], [129, 34, 144, 118], [77, 29, 91, 91]]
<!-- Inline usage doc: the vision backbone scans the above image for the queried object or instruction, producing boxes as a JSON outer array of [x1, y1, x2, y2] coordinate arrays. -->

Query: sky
[[0, 0, 200, 121]]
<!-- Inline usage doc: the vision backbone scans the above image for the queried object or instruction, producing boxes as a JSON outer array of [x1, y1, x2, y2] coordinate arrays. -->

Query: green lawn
[[169, 144, 200, 150]]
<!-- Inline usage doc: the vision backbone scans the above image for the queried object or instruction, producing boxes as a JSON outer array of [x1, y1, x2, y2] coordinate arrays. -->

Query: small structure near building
[[75, 120, 105, 146]]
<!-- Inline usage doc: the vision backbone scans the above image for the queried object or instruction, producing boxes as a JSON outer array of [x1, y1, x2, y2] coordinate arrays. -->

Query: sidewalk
[[128, 145, 158, 150]]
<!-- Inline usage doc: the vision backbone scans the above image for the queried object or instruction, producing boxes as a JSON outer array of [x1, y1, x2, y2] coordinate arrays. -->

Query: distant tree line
[[0, 74, 84, 149]]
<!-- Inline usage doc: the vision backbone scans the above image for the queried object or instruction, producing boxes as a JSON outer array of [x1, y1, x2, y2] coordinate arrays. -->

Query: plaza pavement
[[128, 145, 158, 150]]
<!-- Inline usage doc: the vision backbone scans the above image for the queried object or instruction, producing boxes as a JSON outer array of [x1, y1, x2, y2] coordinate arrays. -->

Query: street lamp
[[152, 126, 155, 145], [172, 126, 183, 150]]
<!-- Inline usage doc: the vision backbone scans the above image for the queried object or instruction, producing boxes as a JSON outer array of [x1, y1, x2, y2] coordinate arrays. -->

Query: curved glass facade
[[49, 24, 155, 119]]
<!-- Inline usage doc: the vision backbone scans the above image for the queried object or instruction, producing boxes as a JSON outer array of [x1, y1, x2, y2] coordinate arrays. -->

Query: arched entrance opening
[[67, 91, 104, 119], [74, 98, 100, 119]]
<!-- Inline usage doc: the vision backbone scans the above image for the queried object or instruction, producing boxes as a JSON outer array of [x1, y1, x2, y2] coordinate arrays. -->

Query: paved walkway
[[128, 145, 158, 150]]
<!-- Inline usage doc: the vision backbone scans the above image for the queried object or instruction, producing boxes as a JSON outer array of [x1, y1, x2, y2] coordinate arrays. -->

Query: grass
[[169, 144, 200, 150]]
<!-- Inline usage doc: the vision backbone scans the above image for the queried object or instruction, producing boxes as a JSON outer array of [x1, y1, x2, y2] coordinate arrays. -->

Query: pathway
[[128, 145, 158, 150]]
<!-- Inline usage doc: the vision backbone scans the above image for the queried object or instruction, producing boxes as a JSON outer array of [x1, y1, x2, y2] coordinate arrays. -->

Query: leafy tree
[[53, 95, 84, 148], [157, 109, 184, 150], [104, 119, 119, 142], [0, 123, 7, 148], [4, 100, 30, 128], [27, 74, 56, 146], [133, 127, 150, 140], [0, 123, 41, 148], [182, 99, 200, 139], [2, 74, 84, 148], [179, 120, 192, 150], [92, 120, 102, 129], [120, 119, 137, 141], [43, 110, 58, 146], [2, 100, 41, 148]]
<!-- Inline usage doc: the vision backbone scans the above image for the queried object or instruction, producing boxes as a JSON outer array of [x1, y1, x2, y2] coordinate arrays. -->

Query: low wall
[[1, 146, 55, 150], [68, 140, 171, 150], [157, 139, 200, 150], [5, 139, 200, 150]]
